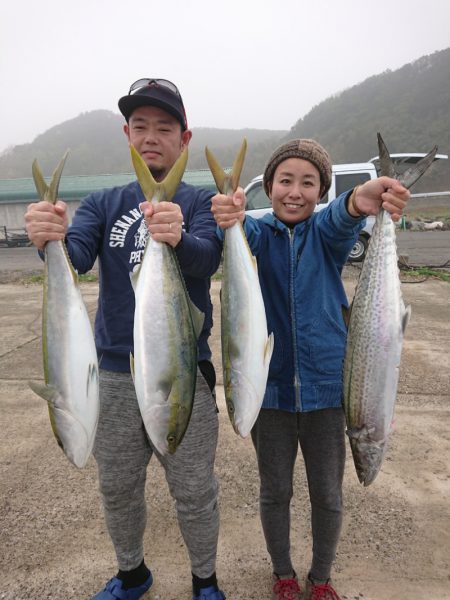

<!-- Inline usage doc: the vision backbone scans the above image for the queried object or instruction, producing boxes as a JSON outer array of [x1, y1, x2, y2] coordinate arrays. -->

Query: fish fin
[[265, 333, 275, 365], [250, 253, 258, 273], [130, 354, 135, 382], [342, 304, 352, 329], [129, 264, 141, 291], [377, 133, 398, 179], [86, 363, 99, 398], [189, 299, 205, 340], [205, 146, 228, 194], [402, 305, 412, 334], [29, 380, 58, 403], [400, 146, 438, 190]]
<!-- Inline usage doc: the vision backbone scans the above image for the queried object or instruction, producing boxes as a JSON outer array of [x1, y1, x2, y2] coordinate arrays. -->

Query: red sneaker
[[304, 577, 341, 600], [272, 573, 301, 600]]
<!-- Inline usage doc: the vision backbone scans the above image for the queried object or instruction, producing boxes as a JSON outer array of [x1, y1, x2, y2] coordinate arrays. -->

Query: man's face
[[269, 158, 321, 225], [124, 105, 191, 181]]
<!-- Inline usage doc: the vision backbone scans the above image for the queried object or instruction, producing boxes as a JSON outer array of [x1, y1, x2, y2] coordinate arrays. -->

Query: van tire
[[348, 234, 368, 262]]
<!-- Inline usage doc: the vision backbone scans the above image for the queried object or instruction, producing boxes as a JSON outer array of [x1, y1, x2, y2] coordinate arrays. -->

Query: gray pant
[[251, 407, 345, 582], [93, 369, 220, 577]]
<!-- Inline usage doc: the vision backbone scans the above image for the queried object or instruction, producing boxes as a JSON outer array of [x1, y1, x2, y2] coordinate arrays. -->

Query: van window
[[335, 173, 371, 196], [246, 184, 271, 210]]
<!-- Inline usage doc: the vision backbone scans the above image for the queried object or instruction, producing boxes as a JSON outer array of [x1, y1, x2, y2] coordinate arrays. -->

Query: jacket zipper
[[289, 229, 302, 411]]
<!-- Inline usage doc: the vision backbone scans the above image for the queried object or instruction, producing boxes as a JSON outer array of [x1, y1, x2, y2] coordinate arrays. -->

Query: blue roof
[[0, 169, 225, 203]]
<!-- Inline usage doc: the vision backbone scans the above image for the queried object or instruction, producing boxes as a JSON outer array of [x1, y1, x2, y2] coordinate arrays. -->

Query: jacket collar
[[261, 211, 313, 234]]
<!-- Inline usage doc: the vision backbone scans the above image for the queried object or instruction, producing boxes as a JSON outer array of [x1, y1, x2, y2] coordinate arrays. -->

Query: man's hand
[[140, 201, 184, 247], [24, 200, 69, 250]]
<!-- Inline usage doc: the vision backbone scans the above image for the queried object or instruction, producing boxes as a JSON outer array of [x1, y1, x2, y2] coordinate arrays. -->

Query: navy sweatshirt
[[64, 180, 222, 372]]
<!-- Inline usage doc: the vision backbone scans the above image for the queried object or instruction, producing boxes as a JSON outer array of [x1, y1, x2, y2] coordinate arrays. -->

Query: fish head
[[226, 373, 263, 438], [349, 436, 387, 487]]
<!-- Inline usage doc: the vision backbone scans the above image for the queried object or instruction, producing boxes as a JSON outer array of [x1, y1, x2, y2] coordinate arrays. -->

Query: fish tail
[[205, 138, 247, 195], [32, 151, 69, 203], [230, 138, 247, 191], [377, 133, 397, 179], [400, 146, 438, 189], [205, 146, 228, 194], [377, 132, 438, 189], [130, 144, 188, 202]]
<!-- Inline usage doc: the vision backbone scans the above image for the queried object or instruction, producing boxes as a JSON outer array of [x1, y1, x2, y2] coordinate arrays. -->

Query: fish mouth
[[349, 437, 387, 487]]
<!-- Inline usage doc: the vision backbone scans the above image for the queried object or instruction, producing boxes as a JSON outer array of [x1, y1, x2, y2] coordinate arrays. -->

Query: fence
[[0, 226, 31, 248]]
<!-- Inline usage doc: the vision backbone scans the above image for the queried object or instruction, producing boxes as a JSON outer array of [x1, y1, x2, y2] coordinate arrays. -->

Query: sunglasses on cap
[[128, 78, 182, 98]]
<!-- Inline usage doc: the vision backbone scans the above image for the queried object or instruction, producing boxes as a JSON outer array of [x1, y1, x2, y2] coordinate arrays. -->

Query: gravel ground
[[0, 269, 449, 600]]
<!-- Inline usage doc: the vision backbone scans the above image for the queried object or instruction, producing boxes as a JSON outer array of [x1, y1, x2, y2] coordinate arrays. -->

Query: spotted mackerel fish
[[129, 145, 204, 455], [343, 133, 438, 486], [29, 153, 99, 468], [206, 140, 274, 437]]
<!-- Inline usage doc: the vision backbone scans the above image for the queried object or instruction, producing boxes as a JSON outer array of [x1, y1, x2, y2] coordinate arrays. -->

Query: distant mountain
[[1, 47, 449, 191], [286, 47, 450, 191], [0, 112, 286, 186]]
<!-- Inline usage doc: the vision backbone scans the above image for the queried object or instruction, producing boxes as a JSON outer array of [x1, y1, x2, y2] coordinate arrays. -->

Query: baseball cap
[[118, 78, 188, 130]]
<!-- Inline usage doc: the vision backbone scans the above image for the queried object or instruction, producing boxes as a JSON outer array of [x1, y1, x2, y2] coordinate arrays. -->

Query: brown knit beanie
[[263, 139, 332, 197]]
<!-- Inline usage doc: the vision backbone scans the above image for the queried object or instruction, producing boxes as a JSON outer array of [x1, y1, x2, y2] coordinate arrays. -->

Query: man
[[25, 78, 225, 600]]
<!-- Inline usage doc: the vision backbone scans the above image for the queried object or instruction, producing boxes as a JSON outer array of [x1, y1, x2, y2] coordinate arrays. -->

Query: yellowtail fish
[[206, 140, 274, 437], [29, 153, 99, 468], [130, 145, 204, 455], [343, 133, 438, 485]]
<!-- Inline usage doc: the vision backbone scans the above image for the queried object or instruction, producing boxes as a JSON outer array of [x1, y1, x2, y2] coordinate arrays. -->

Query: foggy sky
[[1, 0, 449, 154]]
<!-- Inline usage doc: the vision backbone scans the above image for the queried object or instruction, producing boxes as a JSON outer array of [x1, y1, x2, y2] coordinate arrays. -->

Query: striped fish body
[[221, 222, 274, 437], [132, 236, 200, 455], [30, 240, 99, 468], [343, 209, 410, 486]]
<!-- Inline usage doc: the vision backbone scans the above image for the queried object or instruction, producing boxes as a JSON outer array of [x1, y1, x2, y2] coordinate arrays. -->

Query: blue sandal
[[91, 574, 153, 600]]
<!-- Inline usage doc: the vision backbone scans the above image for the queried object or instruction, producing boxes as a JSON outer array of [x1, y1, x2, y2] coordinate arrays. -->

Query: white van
[[244, 152, 448, 261]]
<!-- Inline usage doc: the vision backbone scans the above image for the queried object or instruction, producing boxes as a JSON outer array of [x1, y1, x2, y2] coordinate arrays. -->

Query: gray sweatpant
[[251, 407, 345, 582], [93, 368, 220, 578]]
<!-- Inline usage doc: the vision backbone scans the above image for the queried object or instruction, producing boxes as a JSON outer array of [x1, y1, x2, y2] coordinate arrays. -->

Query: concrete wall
[[0, 199, 81, 230]]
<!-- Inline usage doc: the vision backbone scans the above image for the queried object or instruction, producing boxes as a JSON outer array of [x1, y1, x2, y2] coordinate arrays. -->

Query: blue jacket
[[243, 192, 365, 412], [64, 180, 222, 372]]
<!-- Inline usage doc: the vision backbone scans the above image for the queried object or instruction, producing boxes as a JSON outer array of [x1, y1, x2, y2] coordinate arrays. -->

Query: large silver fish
[[129, 145, 204, 456], [206, 140, 274, 437], [29, 154, 99, 468], [343, 133, 438, 486]]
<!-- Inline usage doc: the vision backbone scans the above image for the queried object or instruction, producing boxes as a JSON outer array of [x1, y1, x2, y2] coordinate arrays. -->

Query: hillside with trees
[[286, 47, 450, 191], [1, 47, 449, 190]]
